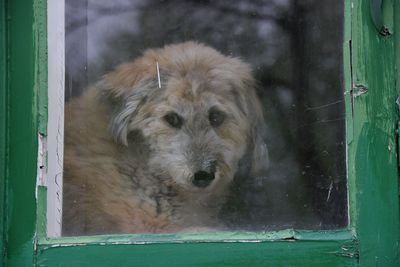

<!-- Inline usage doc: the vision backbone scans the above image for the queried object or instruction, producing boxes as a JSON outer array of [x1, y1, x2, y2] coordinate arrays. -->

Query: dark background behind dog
[[65, 0, 346, 230]]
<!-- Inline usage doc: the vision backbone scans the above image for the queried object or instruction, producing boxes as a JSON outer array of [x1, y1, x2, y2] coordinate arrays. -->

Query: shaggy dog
[[63, 42, 268, 236]]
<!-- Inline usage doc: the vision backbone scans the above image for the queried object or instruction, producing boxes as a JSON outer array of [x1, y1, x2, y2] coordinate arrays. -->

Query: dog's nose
[[192, 171, 215, 188]]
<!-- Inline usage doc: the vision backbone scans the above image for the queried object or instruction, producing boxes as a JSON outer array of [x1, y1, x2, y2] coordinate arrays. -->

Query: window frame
[[1, 0, 399, 266]]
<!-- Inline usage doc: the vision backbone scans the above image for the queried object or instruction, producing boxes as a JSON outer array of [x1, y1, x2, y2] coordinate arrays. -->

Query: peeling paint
[[352, 84, 368, 97], [36, 229, 354, 248], [3, 0, 399, 266], [35, 240, 357, 267], [46, 0, 65, 238], [36, 134, 47, 189], [335, 240, 359, 259], [348, 0, 400, 266]]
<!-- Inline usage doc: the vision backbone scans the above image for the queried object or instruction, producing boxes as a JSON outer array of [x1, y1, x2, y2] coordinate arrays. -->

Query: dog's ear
[[97, 61, 160, 146], [246, 83, 269, 177]]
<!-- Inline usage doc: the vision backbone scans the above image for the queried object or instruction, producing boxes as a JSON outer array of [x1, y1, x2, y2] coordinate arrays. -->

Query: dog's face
[[137, 78, 250, 193], [101, 42, 268, 197]]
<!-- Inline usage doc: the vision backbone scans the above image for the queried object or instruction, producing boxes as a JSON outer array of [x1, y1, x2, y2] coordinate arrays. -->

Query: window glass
[[63, 0, 346, 236]]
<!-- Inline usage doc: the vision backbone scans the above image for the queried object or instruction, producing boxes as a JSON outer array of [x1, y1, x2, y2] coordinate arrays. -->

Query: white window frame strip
[[46, 0, 65, 238]]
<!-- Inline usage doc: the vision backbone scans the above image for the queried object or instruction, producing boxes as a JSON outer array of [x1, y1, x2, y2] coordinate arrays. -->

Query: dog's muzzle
[[192, 170, 215, 188]]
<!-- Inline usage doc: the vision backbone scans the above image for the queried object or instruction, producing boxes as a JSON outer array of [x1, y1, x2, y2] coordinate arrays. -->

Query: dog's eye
[[163, 112, 183, 129], [208, 109, 226, 127]]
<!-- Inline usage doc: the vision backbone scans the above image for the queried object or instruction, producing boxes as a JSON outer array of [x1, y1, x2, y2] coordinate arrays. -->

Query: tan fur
[[63, 42, 269, 236]]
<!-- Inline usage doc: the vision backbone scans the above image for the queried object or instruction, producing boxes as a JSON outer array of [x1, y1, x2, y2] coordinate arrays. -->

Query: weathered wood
[[2, 0, 400, 266], [349, 0, 400, 266]]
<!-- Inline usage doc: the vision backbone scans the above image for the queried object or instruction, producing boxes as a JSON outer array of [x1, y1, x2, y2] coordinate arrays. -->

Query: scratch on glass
[[157, 61, 161, 89], [326, 180, 333, 202], [305, 99, 344, 111]]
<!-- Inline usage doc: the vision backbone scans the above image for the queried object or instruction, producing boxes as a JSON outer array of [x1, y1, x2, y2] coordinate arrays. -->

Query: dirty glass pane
[[63, 0, 346, 236]]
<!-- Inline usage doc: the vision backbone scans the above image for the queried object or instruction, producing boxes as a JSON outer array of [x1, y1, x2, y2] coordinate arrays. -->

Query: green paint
[[394, 0, 400, 260], [34, 0, 47, 135], [381, 0, 394, 34], [349, 0, 400, 266], [0, 0, 7, 265], [5, 0, 37, 266], [344, 0, 356, 234], [38, 229, 353, 247], [396, 0, 400, 96], [36, 240, 356, 267], [343, 0, 354, 145], [36, 186, 47, 241], [2, 0, 400, 266]]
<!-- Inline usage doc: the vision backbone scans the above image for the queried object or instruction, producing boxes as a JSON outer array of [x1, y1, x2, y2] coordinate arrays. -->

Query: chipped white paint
[[47, 0, 65, 238], [36, 134, 47, 198]]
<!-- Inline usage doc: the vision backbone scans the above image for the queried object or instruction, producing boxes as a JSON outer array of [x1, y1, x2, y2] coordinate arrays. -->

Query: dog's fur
[[63, 42, 268, 236]]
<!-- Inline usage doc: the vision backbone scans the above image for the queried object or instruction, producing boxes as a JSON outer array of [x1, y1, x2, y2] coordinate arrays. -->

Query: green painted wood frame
[[1, 0, 399, 266], [0, 0, 6, 263]]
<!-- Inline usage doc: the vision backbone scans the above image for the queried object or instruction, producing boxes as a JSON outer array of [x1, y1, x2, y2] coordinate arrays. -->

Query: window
[[58, 0, 347, 237], [2, 0, 399, 266]]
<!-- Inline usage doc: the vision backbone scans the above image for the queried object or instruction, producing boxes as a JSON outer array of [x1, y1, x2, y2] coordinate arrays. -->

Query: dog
[[62, 42, 269, 236]]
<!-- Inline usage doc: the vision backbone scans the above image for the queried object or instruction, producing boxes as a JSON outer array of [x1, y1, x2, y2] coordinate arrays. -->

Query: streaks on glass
[[64, 0, 346, 233]]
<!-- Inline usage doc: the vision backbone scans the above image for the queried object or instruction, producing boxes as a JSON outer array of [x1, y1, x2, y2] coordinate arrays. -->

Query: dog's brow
[[230, 88, 247, 116]]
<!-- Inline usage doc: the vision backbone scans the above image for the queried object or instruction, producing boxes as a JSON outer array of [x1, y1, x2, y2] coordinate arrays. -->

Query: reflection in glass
[[63, 0, 346, 236]]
